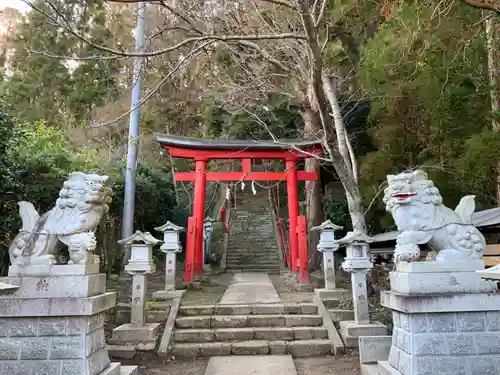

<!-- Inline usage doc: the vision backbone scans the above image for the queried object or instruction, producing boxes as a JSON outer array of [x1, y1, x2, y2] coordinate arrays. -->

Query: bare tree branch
[[257, 0, 297, 9], [104, 0, 296, 8], [460, 0, 500, 12], [314, 0, 328, 27], [236, 40, 291, 72], [23, 0, 307, 58], [88, 41, 212, 128]]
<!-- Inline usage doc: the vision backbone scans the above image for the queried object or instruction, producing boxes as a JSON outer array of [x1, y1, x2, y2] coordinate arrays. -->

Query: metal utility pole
[[122, 2, 147, 266]]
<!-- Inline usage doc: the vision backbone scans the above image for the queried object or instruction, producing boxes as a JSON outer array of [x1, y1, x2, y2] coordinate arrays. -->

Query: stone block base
[[390, 260, 497, 295], [0, 273, 106, 298], [0, 271, 134, 375], [107, 344, 137, 360], [109, 323, 160, 351], [102, 363, 139, 375], [120, 365, 139, 375], [0, 311, 115, 375], [339, 321, 388, 348], [359, 336, 392, 364], [152, 290, 187, 300], [384, 292, 500, 375], [314, 288, 349, 300], [8, 264, 99, 277]]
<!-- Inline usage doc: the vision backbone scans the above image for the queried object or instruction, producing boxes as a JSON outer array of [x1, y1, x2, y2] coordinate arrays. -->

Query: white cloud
[[0, 0, 30, 14]]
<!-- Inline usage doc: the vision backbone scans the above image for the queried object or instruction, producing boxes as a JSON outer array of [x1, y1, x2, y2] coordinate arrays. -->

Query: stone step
[[328, 309, 354, 322], [225, 259, 279, 263], [226, 269, 282, 274], [120, 366, 139, 375], [169, 339, 331, 357], [340, 321, 388, 337], [226, 248, 277, 252], [226, 252, 278, 256], [225, 258, 280, 263], [179, 303, 317, 316], [360, 364, 379, 375], [174, 326, 327, 343], [225, 268, 282, 273], [225, 263, 280, 267], [175, 314, 323, 329], [225, 263, 281, 268], [226, 253, 279, 257], [225, 262, 281, 266], [107, 344, 137, 360], [322, 299, 342, 309], [377, 361, 400, 375]]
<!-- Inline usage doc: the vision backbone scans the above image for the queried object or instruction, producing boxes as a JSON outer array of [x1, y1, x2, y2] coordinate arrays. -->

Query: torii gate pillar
[[193, 159, 207, 274], [286, 159, 300, 272]]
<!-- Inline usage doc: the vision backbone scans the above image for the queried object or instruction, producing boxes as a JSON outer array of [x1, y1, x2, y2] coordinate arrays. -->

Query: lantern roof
[[118, 230, 162, 245]]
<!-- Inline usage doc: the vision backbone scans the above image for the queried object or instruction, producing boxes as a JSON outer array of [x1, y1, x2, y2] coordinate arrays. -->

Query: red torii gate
[[155, 134, 324, 283]]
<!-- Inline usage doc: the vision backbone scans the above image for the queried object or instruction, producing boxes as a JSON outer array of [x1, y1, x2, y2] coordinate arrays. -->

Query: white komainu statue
[[383, 170, 485, 262], [9, 172, 112, 266]]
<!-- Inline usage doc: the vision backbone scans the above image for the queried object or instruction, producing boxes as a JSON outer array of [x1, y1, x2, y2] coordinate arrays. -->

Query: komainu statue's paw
[[394, 243, 421, 262], [80, 232, 97, 252]]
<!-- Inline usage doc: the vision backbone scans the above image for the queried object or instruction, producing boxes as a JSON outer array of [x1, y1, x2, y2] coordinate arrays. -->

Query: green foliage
[[201, 102, 302, 140], [0, 104, 183, 274], [0, 0, 119, 124], [357, 2, 500, 229]]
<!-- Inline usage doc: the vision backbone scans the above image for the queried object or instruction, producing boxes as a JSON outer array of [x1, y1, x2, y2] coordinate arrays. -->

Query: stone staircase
[[319, 289, 355, 324], [225, 189, 282, 273], [168, 302, 332, 357]]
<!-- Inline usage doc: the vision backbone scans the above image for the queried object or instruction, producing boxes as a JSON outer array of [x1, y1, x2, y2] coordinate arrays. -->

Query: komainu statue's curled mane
[[9, 172, 112, 266], [383, 170, 485, 262]]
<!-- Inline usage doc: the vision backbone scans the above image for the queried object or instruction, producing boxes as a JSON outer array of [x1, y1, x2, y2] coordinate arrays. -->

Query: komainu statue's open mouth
[[392, 193, 417, 200]]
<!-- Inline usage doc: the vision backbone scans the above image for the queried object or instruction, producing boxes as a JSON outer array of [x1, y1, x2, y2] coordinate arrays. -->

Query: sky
[[0, 0, 30, 13]]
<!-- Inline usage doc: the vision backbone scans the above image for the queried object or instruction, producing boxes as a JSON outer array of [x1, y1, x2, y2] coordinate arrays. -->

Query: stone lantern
[[311, 220, 343, 290], [338, 231, 374, 324], [118, 231, 161, 326], [203, 216, 214, 271], [152, 221, 186, 299], [337, 231, 387, 347], [109, 231, 162, 352]]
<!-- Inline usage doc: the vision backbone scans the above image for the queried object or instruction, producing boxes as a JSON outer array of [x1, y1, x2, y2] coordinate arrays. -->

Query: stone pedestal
[[153, 221, 186, 300], [164, 252, 177, 291], [0, 264, 137, 375], [130, 274, 147, 326], [351, 269, 370, 324], [379, 260, 500, 375], [322, 250, 336, 289], [339, 233, 388, 348]]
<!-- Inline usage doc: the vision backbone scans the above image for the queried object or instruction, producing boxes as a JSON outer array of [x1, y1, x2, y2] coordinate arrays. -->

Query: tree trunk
[[321, 72, 366, 233], [485, 13, 500, 205], [302, 107, 324, 269], [298, 0, 367, 234]]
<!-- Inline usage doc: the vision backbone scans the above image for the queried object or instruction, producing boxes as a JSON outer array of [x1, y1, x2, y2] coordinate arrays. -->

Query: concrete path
[[218, 272, 281, 305], [204, 355, 297, 375]]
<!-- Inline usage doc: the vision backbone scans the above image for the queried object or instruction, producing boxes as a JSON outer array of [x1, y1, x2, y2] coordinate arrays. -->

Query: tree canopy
[[0, 0, 498, 270]]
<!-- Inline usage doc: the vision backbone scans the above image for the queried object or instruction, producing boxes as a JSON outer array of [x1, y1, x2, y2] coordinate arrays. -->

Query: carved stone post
[[312, 220, 343, 290], [108, 231, 162, 352], [153, 221, 186, 300], [119, 231, 159, 326], [337, 231, 388, 348], [203, 216, 214, 272]]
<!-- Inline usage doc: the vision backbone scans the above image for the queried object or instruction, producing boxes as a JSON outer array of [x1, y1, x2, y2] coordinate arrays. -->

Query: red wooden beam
[[163, 145, 323, 160], [242, 158, 252, 172], [174, 171, 318, 182]]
